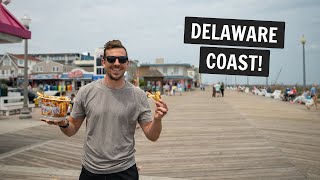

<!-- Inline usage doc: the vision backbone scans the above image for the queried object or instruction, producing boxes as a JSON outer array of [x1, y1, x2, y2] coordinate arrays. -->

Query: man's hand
[[41, 119, 68, 127], [154, 99, 168, 121]]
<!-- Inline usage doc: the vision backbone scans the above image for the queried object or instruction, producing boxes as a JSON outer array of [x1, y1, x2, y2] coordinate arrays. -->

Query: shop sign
[[30, 74, 61, 79], [68, 69, 83, 78]]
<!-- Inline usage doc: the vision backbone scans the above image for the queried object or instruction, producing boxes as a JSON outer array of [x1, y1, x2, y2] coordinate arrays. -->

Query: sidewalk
[[0, 89, 319, 179], [0, 108, 43, 135]]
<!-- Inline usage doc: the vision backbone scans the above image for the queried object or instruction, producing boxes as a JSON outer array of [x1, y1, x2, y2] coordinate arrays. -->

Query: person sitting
[[282, 87, 291, 101], [267, 86, 272, 93], [290, 88, 311, 104], [287, 87, 297, 101]]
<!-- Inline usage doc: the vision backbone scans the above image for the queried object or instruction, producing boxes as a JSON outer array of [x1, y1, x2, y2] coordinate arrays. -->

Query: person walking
[[220, 82, 225, 97], [43, 40, 168, 180], [307, 84, 318, 110], [214, 82, 221, 97]]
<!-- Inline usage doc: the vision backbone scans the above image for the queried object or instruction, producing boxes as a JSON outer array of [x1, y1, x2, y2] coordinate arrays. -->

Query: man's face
[[102, 48, 128, 81]]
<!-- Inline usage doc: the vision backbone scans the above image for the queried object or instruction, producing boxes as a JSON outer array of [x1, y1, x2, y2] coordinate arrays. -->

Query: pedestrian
[[177, 81, 182, 95], [215, 82, 221, 97], [212, 84, 216, 97], [220, 82, 225, 97], [307, 83, 318, 110], [43, 40, 168, 180]]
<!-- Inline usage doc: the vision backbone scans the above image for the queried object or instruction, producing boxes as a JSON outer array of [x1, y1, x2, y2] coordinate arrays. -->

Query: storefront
[[29, 74, 62, 91], [60, 69, 93, 91], [164, 76, 193, 91]]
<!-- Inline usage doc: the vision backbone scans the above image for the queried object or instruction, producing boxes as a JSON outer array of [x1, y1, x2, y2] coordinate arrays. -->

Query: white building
[[0, 53, 40, 86]]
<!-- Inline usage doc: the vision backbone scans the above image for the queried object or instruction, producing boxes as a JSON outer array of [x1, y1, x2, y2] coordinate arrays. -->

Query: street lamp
[[19, 15, 32, 119], [301, 35, 306, 88]]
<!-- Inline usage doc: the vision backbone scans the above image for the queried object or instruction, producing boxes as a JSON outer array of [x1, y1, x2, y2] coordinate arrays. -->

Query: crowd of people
[[281, 84, 318, 110], [253, 84, 318, 110], [163, 81, 185, 96]]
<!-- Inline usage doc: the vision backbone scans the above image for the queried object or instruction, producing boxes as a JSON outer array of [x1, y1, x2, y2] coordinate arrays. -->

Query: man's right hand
[[41, 119, 68, 127]]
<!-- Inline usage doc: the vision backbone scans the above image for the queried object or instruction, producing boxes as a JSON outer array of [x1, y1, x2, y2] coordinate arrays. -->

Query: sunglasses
[[104, 56, 128, 64]]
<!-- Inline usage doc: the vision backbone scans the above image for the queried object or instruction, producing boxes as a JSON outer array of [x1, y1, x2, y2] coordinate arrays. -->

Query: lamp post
[[19, 15, 32, 119], [301, 35, 306, 88]]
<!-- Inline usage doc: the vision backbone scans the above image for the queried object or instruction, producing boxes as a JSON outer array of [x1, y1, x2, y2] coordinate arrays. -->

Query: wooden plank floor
[[0, 89, 319, 179]]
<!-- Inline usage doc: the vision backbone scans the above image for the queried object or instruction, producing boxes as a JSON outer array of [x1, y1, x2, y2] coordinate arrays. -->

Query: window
[[96, 67, 105, 75], [19, 59, 23, 65], [163, 67, 168, 74], [40, 67, 43, 72], [36, 67, 39, 72], [3, 59, 11, 66], [174, 67, 179, 74], [96, 57, 102, 66], [52, 66, 59, 72]]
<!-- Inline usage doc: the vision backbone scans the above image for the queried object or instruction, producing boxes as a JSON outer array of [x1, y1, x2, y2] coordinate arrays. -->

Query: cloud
[[1, 0, 320, 85]]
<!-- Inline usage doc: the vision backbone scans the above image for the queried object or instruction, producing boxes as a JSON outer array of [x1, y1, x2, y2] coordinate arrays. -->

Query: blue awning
[[92, 75, 104, 81], [60, 73, 93, 79]]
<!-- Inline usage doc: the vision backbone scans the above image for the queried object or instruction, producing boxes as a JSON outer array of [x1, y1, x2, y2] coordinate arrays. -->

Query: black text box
[[199, 47, 270, 77], [185, 17, 285, 48]]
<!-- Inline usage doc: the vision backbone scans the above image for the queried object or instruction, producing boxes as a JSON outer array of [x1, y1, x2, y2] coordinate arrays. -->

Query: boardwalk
[[0, 89, 319, 179]]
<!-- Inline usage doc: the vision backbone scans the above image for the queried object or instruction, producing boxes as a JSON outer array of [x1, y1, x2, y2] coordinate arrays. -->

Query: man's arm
[[43, 116, 84, 137], [140, 99, 168, 142]]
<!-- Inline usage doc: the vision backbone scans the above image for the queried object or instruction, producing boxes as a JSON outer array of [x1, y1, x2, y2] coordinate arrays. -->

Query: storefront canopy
[[0, 3, 31, 43]]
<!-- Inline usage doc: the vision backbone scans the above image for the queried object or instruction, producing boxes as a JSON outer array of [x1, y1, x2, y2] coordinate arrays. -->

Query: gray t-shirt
[[71, 79, 152, 174]]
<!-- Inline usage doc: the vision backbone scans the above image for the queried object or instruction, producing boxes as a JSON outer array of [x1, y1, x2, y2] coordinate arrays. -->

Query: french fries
[[37, 92, 70, 101], [37, 92, 71, 119], [146, 91, 161, 102]]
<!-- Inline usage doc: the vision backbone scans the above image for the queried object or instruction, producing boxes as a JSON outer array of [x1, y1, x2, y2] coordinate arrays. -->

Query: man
[[214, 82, 221, 97], [307, 84, 318, 110], [44, 40, 168, 180], [220, 82, 225, 97]]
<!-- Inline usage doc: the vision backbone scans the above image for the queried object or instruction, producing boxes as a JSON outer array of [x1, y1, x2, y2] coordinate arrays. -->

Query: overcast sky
[[1, 0, 319, 85]]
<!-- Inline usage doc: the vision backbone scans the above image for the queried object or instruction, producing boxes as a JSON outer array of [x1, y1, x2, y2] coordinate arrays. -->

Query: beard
[[106, 70, 125, 81]]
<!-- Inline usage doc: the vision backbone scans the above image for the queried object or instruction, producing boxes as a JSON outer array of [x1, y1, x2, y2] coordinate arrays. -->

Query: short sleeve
[[70, 88, 86, 120], [137, 91, 152, 124]]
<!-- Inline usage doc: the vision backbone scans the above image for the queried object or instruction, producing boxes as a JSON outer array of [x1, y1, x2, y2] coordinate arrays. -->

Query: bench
[[0, 96, 35, 116]]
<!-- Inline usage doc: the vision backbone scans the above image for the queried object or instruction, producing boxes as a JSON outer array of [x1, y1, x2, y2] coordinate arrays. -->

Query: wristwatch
[[59, 119, 69, 128]]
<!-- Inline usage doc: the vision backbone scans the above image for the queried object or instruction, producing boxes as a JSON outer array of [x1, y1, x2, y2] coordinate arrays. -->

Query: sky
[[1, 0, 319, 86]]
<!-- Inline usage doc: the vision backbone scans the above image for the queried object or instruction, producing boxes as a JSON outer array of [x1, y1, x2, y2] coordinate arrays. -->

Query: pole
[[19, 39, 32, 119], [266, 77, 268, 87], [225, 76, 227, 86], [302, 43, 306, 88]]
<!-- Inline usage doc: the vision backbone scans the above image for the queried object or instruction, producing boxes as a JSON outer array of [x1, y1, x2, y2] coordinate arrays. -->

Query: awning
[[0, 3, 31, 43]]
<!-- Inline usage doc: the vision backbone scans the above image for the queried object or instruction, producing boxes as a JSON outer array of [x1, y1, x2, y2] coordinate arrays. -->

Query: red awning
[[0, 3, 31, 43]]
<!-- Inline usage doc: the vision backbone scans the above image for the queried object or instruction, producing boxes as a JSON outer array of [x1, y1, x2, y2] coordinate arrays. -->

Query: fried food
[[146, 91, 161, 102], [37, 92, 71, 118]]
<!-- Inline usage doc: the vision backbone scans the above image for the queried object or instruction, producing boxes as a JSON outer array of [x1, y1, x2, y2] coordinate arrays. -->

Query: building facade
[[30, 59, 92, 91], [139, 63, 195, 90], [30, 53, 93, 66], [0, 53, 40, 86]]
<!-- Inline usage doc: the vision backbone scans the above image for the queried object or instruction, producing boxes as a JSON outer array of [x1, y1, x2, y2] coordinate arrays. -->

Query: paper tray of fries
[[37, 92, 71, 121]]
